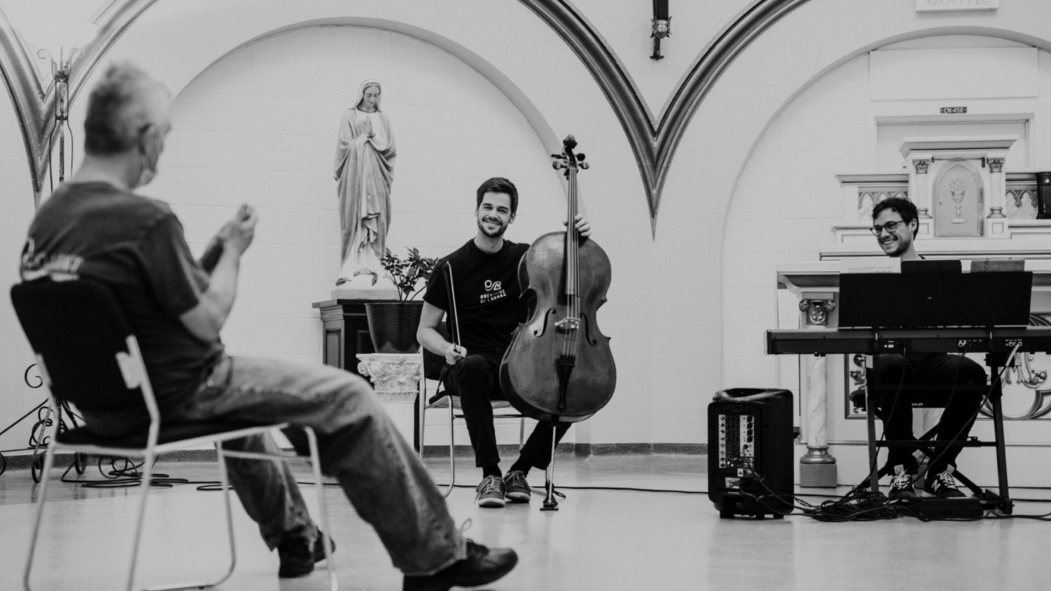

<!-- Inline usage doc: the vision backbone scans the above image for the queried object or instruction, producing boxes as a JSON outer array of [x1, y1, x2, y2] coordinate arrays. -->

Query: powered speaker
[[708, 388, 794, 519]]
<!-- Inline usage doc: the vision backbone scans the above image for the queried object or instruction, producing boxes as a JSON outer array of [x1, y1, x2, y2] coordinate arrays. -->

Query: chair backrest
[[10, 280, 148, 413]]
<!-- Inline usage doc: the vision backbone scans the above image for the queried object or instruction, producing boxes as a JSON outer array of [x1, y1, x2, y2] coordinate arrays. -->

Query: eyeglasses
[[870, 220, 904, 236]]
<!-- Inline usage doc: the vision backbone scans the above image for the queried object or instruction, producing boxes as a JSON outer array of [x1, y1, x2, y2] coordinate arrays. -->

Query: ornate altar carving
[[357, 353, 421, 401], [356, 353, 422, 443], [800, 299, 836, 326], [830, 136, 1051, 246], [932, 160, 983, 237]]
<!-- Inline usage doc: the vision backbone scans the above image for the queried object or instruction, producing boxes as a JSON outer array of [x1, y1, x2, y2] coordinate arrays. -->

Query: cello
[[500, 135, 616, 508]]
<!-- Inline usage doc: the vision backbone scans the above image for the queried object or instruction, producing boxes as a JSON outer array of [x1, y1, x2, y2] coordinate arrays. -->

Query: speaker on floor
[[708, 388, 794, 519]]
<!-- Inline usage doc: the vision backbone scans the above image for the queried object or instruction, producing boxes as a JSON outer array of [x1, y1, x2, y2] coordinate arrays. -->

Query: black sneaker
[[924, 466, 966, 498], [503, 470, 531, 503], [403, 539, 518, 591], [475, 475, 506, 508], [277, 529, 335, 578], [887, 465, 916, 500]]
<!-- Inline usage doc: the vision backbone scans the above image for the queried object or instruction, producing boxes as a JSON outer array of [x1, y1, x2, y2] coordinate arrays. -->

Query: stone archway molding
[[1, 0, 810, 225], [521, 0, 810, 234], [0, 0, 158, 205]]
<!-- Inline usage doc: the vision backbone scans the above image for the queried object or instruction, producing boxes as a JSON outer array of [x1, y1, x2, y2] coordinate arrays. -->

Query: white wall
[[5, 1, 1051, 453], [150, 26, 565, 365], [723, 54, 872, 389]]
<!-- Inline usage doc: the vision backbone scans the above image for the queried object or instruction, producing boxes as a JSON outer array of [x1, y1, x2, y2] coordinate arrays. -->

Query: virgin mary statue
[[333, 79, 396, 285]]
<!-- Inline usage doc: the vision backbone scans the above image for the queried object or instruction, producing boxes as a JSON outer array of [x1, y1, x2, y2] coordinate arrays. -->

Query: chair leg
[[22, 440, 59, 591], [442, 403, 455, 499], [305, 427, 338, 591], [125, 451, 156, 591], [417, 371, 425, 458], [212, 445, 238, 588], [418, 397, 427, 458]]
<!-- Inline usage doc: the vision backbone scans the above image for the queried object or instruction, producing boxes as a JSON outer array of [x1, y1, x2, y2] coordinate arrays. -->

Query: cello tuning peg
[[552, 161, 564, 170], [576, 153, 586, 161], [579, 162, 590, 170], [551, 154, 562, 159]]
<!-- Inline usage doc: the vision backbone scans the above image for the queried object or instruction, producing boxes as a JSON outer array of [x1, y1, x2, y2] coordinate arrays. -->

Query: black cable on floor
[[61, 456, 194, 489]]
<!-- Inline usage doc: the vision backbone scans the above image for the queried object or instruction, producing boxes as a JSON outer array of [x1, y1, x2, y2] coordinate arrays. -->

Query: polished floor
[[1, 454, 1049, 590]]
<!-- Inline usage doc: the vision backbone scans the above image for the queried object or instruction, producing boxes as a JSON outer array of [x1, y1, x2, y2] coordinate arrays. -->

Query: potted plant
[[365, 248, 438, 353]]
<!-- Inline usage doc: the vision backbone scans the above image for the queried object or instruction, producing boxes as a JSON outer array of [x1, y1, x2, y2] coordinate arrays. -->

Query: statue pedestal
[[332, 275, 398, 301], [313, 299, 383, 377], [356, 353, 421, 445]]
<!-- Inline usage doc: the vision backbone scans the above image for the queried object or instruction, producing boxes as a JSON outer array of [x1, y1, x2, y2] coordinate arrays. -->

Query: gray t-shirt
[[20, 181, 223, 436]]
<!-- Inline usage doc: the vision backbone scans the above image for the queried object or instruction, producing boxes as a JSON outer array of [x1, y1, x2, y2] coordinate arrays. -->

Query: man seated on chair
[[870, 197, 988, 499], [18, 62, 516, 590], [416, 177, 590, 508]]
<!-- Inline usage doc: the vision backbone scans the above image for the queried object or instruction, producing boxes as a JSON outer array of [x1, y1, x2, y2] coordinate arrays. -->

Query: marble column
[[356, 353, 422, 444], [912, 158, 932, 218], [798, 298, 837, 487], [988, 157, 1006, 218]]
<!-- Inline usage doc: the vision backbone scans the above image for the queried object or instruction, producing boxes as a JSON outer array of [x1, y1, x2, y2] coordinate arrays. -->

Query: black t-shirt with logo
[[424, 239, 530, 358], [20, 181, 223, 434]]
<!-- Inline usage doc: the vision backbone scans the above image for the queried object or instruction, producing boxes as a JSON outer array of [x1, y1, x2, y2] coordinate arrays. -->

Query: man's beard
[[880, 234, 909, 257], [477, 217, 507, 238]]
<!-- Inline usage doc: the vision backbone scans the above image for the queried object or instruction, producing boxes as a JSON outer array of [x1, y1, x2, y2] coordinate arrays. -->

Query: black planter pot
[[365, 301, 424, 354]]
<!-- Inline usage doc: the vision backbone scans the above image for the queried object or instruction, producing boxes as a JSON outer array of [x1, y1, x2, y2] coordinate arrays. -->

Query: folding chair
[[416, 324, 525, 498], [12, 280, 336, 591]]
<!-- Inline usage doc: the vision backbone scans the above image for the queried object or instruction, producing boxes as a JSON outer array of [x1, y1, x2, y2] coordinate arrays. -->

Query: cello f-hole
[[533, 309, 557, 337], [581, 312, 598, 346]]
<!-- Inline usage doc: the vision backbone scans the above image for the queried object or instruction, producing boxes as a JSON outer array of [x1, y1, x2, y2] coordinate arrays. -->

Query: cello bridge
[[555, 317, 580, 332]]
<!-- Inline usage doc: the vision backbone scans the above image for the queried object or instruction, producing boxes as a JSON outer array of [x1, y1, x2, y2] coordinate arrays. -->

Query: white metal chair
[[416, 326, 525, 497], [12, 280, 336, 591]]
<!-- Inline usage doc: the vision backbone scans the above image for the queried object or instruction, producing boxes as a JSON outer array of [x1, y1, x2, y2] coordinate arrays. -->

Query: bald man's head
[[83, 63, 171, 156]]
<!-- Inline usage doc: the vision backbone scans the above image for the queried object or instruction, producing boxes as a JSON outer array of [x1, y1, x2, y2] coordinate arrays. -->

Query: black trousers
[[875, 353, 987, 475], [443, 353, 570, 469]]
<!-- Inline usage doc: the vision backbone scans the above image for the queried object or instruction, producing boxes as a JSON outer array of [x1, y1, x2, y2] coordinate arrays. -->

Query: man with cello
[[417, 176, 591, 508]]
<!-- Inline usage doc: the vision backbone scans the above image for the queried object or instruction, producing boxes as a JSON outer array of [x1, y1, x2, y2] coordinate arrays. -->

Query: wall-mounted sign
[[916, 0, 998, 12], [940, 106, 968, 114]]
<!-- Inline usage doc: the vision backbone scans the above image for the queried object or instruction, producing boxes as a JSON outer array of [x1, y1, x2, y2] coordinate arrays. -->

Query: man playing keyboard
[[869, 197, 987, 499]]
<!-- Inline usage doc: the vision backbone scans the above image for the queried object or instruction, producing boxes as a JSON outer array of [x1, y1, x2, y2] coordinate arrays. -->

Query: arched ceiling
[[523, 0, 809, 232], [0, 0, 157, 200], [5, 0, 1051, 240], [0, 0, 809, 227]]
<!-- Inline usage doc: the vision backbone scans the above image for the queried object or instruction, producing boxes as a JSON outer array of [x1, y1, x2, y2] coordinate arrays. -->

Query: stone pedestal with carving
[[798, 297, 838, 488], [356, 353, 421, 445]]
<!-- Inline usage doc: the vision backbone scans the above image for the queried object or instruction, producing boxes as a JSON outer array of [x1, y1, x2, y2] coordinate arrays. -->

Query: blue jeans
[[171, 355, 465, 576]]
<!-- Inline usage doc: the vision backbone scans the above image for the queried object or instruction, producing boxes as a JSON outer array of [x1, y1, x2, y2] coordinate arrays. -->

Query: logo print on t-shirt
[[19, 238, 83, 282], [479, 279, 507, 304]]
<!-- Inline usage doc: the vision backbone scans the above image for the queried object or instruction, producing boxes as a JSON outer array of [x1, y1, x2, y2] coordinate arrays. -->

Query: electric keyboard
[[767, 326, 1051, 356]]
